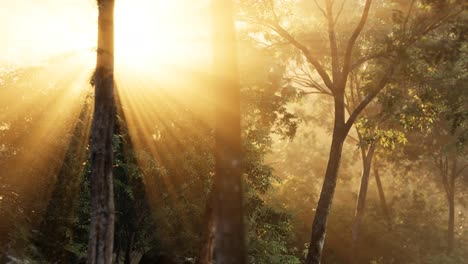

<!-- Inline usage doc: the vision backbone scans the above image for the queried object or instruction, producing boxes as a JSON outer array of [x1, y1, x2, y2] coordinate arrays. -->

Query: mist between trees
[[0, 0, 467, 263]]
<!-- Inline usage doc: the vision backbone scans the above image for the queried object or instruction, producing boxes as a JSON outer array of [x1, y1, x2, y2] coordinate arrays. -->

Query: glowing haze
[[0, 0, 212, 68], [0, 0, 215, 216]]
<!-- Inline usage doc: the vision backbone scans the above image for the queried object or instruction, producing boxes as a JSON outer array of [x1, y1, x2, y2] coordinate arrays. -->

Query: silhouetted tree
[[87, 0, 116, 263]]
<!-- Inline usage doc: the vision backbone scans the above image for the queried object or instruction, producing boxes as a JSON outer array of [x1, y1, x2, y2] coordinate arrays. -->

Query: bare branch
[[303, 91, 333, 96], [402, 0, 416, 38], [237, 16, 278, 31], [334, 0, 347, 24], [295, 65, 333, 95], [238, 4, 335, 91], [292, 76, 332, 96], [341, 0, 372, 89], [271, 22, 335, 90], [248, 36, 289, 49], [326, 0, 341, 82], [266, 0, 279, 22], [314, 0, 328, 19], [347, 134, 360, 144], [455, 164, 468, 178], [351, 49, 395, 70]]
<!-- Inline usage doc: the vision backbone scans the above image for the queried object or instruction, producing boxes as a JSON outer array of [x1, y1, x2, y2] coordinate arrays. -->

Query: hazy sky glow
[[0, 0, 212, 68], [0, 0, 215, 208]]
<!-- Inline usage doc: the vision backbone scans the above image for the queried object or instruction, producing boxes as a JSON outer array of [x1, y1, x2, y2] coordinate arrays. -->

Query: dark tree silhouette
[[87, 0, 116, 263]]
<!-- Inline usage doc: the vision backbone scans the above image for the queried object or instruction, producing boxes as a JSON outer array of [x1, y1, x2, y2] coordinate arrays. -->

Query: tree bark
[[124, 231, 135, 264], [305, 96, 347, 264], [374, 165, 391, 227], [211, 0, 246, 263], [447, 160, 456, 253], [261, 1, 374, 262], [448, 189, 455, 253], [87, 1, 115, 264], [197, 192, 215, 264], [351, 143, 376, 242]]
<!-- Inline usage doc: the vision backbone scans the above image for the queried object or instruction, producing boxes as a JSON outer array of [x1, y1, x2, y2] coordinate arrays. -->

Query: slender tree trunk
[[211, 0, 246, 263], [197, 192, 215, 264], [448, 191, 455, 253], [351, 143, 376, 242], [306, 96, 347, 264], [373, 165, 391, 227], [87, 1, 115, 264], [124, 231, 135, 264], [447, 161, 456, 253]]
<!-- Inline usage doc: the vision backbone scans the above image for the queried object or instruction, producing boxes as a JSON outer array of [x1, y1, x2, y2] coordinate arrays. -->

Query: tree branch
[[351, 48, 395, 70], [325, 0, 341, 82], [292, 76, 330, 95], [314, 0, 328, 19], [344, 64, 393, 135], [334, 0, 347, 24], [409, 8, 463, 44], [341, 0, 372, 89], [402, 0, 416, 39], [271, 21, 335, 91], [238, 2, 335, 92], [455, 164, 468, 178]]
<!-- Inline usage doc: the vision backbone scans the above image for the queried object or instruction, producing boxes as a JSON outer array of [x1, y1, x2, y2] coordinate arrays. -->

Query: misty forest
[[0, 0, 467, 263]]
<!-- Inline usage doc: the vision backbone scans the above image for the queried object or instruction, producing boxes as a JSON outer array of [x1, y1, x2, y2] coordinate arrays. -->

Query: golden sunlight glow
[[0, 0, 211, 70], [114, 0, 212, 70], [0, 0, 95, 65], [0, 56, 93, 211], [0, 0, 214, 219]]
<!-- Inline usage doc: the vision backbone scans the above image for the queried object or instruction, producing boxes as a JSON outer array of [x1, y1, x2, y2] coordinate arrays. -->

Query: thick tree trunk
[[306, 96, 347, 264], [374, 165, 391, 227], [211, 0, 246, 263], [351, 143, 376, 242], [87, 1, 115, 264]]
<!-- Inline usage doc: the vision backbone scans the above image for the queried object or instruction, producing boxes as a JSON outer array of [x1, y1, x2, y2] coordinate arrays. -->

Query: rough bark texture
[[352, 143, 376, 242], [212, 0, 246, 263], [87, 1, 115, 264], [306, 96, 347, 264]]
